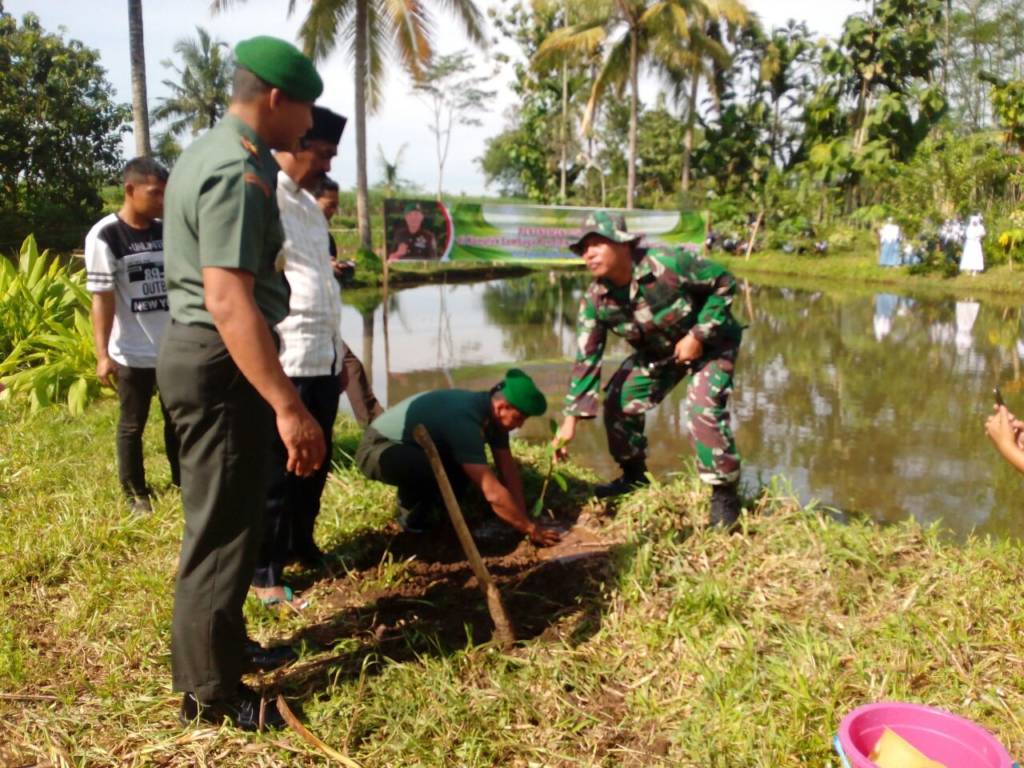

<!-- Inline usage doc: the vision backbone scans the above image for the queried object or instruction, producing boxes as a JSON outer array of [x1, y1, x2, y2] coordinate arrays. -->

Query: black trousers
[[157, 322, 275, 701], [355, 427, 467, 529], [252, 374, 340, 588], [115, 365, 180, 496]]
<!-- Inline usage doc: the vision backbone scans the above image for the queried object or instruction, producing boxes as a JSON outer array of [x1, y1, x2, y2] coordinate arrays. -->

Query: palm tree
[[211, 0, 486, 254], [536, 0, 747, 207], [653, 19, 732, 192], [127, 0, 152, 156], [758, 21, 813, 169], [153, 28, 232, 138], [377, 143, 408, 197]]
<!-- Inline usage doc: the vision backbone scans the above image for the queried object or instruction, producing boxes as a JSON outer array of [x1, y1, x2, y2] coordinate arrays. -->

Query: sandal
[[256, 585, 308, 610]]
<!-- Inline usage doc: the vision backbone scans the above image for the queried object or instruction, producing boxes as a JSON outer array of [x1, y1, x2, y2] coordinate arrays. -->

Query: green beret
[[235, 36, 323, 102], [500, 368, 547, 417]]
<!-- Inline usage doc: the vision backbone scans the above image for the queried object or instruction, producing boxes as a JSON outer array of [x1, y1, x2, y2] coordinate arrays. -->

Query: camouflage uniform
[[565, 243, 743, 485]]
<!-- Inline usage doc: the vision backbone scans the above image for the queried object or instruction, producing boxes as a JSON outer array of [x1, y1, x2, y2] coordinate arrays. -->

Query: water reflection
[[341, 273, 1024, 539]]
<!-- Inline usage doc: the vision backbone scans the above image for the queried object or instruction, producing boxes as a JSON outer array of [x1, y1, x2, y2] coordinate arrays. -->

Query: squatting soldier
[[157, 36, 325, 731], [356, 369, 560, 546], [552, 211, 744, 527]]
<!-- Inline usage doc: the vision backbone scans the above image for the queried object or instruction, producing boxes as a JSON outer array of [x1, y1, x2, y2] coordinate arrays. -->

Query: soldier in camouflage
[[552, 211, 744, 527]]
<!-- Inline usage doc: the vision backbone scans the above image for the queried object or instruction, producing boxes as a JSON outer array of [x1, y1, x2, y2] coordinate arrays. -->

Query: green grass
[[2, 400, 1024, 766], [719, 249, 1024, 298]]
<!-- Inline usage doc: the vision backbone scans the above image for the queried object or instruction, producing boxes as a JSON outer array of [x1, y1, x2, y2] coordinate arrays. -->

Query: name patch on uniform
[[243, 172, 271, 199], [240, 136, 261, 161]]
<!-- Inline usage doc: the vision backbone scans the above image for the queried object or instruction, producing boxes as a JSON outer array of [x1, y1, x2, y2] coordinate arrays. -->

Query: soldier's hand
[[96, 356, 118, 388], [552, 416, 576, 462], [527, 522, 561, 547], [675, 333, 703, 363], [278, 404, 327, 477]]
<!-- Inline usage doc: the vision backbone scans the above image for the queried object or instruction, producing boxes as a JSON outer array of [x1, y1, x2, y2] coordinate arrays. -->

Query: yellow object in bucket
[[869, 728, 947, 768]]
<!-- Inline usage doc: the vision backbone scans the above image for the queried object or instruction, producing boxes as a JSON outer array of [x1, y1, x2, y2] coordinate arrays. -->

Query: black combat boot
[[710, 483, 741, 530], [594, 460, 650, 499]]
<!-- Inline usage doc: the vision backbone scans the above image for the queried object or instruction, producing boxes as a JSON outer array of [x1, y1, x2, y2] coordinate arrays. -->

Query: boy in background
[[86, 157, 179, 514]]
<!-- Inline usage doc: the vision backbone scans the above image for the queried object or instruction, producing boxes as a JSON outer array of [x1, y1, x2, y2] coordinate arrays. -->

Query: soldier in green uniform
[[387, 202, 438, 261], [552, 211, 744, 527], [356, 369, 560, 546], [157, 36, 326, 731]]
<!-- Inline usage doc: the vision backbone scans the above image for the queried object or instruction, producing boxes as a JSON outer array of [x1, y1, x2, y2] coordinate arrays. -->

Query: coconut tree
[[211, 0, 486, 254], [376, 142, 408, 197], [536, 0, 747, 207], [127, 0, 151, 156], [153, 27, 232, 138], [652, 18, 734, 192]]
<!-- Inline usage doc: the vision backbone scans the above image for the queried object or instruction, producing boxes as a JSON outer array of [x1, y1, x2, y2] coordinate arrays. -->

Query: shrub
[[0, 235, 100, 413], [826, 224, 864, 252]]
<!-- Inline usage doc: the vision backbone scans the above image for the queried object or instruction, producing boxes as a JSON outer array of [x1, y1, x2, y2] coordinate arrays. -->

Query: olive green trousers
[[157, 322, 274, 700]]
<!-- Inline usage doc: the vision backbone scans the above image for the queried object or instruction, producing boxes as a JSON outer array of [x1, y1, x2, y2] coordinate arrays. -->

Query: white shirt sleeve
[[84, 222, 116, 294]]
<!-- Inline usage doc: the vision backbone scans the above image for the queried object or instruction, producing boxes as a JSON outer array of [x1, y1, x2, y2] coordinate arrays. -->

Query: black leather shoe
[[710, 483, 741, 530], [243, 639, 297, 672], [179, 683, 285, 731], [594, 464, 650, 499]]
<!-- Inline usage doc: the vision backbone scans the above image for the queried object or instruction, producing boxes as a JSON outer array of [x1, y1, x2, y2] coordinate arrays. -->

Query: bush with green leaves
[[0, 235, 100, 413]]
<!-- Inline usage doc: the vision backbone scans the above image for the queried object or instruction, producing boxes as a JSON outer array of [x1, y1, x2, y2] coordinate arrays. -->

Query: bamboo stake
[[412, 424, 516, 647], [746, 210, 763, 261]]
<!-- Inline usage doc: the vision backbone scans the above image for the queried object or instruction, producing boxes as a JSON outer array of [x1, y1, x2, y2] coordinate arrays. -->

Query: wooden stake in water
[[412, 424, 516, 647]]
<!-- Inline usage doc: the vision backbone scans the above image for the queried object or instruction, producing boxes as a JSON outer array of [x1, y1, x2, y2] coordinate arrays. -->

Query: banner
[[383, 199, 705, 262]]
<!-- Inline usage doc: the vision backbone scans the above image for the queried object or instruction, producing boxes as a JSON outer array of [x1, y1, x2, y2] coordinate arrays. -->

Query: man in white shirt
[[314, 175, 383, 427], [85, 157, 179, 514], [252, 106, 351, 604]]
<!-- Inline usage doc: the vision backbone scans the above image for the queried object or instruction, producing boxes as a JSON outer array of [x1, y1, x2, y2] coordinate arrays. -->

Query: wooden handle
[[412, 424, 515, 646]]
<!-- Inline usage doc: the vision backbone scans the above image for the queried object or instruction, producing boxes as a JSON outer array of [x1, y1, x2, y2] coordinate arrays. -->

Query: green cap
[[499, 368, 547, 417], [234, 36, 323, 102], [568, 210, 642, 255], [403, 202, 424, 214]]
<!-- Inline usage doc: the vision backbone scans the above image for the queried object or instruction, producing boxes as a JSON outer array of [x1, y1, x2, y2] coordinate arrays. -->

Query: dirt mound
[[267, 515, 618, 694]]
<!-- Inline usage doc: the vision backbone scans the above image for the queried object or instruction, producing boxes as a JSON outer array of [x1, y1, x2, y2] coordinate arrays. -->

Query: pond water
[[341, 272, 1024, 539]]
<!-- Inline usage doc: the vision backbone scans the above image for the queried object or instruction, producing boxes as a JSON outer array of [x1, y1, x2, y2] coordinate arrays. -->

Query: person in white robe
[[878, 218, 901, 267], [959, 214, 986, 274]]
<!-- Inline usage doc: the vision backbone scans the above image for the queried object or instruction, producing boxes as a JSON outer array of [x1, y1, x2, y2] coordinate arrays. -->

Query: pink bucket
[[835, 702, 1016, 768]]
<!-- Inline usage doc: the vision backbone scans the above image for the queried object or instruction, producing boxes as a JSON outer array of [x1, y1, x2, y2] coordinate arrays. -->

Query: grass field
[[2, 400, 1024, 766], [720, 249, 1024, 299]]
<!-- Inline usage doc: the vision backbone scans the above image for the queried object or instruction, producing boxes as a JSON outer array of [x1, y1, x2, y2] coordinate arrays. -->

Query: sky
[[10, 0, 862, 196]]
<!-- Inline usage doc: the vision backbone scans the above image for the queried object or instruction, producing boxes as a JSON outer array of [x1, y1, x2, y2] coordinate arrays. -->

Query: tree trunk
[[682, 69, 699, 192], [771, 97, 781, 168], [560, 57, 568, 203], [627, 25, 638, 209], [128, 0, 152, 157], [852, 75, 871, 152], [354, 0, 372, 251], [943, 0, 951, 93]]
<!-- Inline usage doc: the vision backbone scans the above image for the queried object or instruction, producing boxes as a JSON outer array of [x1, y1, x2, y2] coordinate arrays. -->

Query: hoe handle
[[413, 424, 516, 646]]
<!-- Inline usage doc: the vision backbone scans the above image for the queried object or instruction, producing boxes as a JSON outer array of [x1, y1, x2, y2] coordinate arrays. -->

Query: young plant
[[530, 419, 569, 519]]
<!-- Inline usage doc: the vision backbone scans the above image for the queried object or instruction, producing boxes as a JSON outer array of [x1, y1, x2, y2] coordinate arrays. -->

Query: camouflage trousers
[[603, 347, 740, 486]]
